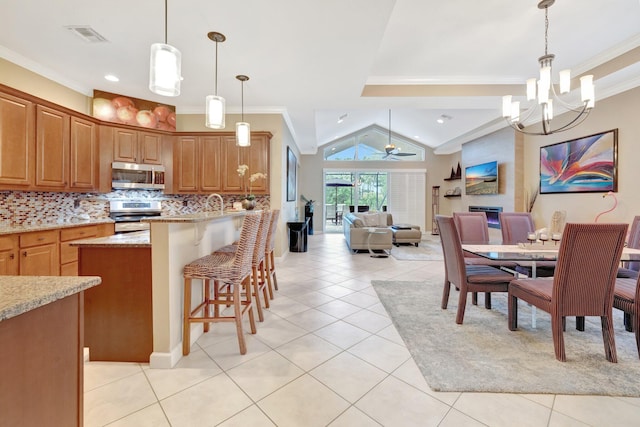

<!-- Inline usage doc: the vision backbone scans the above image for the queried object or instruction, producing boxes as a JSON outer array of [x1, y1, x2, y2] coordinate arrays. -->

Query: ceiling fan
[[383, 110, 417, 159]]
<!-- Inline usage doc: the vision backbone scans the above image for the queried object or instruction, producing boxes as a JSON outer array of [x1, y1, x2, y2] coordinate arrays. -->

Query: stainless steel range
[[109, 200, 162, 233]]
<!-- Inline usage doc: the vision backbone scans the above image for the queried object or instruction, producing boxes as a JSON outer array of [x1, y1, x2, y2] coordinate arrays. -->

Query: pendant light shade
[[149, 0, 181, 97], [236, 75, 250, 147], [205, 31, 226, 129]]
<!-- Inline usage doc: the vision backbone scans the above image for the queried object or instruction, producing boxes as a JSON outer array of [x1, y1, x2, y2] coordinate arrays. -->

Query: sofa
[[342, 212, 422, 252]]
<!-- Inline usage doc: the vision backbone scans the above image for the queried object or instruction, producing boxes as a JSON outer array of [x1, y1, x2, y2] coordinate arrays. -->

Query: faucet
[[206, 193, 224, 215]]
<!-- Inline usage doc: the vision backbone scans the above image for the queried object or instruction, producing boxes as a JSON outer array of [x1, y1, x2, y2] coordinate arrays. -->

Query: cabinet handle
[[23, 251, 27, 257], [9, 253, 14, 260], [37, 237, 44, 241]]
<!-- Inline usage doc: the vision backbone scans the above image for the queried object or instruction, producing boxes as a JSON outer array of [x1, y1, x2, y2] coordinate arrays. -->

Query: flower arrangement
[[237, 164, 267, 200]]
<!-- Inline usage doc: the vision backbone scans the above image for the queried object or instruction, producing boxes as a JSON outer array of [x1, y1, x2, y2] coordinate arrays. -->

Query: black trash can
[[304, 205, 314, 235], [287, 220, 309, 252]]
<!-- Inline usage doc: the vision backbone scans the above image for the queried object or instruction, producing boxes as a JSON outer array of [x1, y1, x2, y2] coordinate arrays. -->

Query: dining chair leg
[[508, 295, 518, 331], [472, 291, 478, 306], [601, 314, 618, 363], [456, 289, 468, 324], [576, 316, 585, 331], [484, 292, 492, 309], [634, 311, 640, 359], [552, 314, 566, 362], [624, 312, 633, 332], [441, 281, 451, 309]]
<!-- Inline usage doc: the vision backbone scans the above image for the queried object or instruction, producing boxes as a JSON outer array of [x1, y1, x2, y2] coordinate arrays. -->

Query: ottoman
[[391, 224, 422, 246]]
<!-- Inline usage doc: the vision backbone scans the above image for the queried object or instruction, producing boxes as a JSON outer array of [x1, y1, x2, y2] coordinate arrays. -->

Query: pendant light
[[149, 0, 181, 97], [205, 31, 226, 129], [235, 75, 250, 147]]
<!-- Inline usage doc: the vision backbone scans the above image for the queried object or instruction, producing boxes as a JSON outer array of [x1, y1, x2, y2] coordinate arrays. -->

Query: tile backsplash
[[0, 190, 270, 226]]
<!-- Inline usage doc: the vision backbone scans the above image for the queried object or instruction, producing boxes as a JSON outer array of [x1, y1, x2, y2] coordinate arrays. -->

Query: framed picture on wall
[[540, 129, 618, 194], [287, 146, 297, 201]]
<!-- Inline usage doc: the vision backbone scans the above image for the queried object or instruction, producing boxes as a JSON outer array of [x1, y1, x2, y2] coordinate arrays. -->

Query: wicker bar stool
[[215, 210, 272, 322], [264, 209, 280, 299], [182, 212, 260, 356]]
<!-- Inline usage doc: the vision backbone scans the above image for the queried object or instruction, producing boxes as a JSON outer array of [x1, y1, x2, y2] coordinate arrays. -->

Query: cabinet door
[[20, 243, 59, 276], [222, 136, 243, 192], [113, 128, 138, 163], [243, 134, 269, 194], [69, 116, 97, 190], [174, 136, 198, 192], [199, 135, 223, 192], [0, 93, 34, 187], [0, 235, 18, 275], [139, 132, 163, 165], [36, 105, 69, 188]]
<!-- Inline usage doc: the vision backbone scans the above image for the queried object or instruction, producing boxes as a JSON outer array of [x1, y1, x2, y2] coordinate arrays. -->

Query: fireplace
[[469, 206, 503, 229]]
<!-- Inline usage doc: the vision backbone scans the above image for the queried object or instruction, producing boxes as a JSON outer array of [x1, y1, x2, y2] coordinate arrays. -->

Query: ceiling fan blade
[[393, 152, 416, 156]]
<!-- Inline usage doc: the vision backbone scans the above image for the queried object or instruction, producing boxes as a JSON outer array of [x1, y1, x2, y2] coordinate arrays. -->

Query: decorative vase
[[242, 199, 256, 210]]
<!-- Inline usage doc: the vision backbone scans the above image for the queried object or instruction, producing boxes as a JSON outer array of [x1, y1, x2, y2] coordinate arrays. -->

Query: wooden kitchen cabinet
[[36, 105, 70, 189], [0, 235, 19, 275], [0, 91, 34, 188], [222, 132, 270, 194], [19, 230, 59, 276], [70, 116, 98, 190], [173, 131, 271, 195], [173, 134, 223, 193], [112, 126, 163, 165]]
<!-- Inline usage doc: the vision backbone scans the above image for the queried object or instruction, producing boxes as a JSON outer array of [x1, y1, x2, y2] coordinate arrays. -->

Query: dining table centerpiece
[[237, 164, 267, 210]]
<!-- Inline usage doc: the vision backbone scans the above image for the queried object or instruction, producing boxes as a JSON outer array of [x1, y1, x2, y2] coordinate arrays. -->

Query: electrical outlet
[[183, 200, 188, 207]]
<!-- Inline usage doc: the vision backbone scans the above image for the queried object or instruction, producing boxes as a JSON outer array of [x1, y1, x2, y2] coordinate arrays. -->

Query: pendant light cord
[[241, 80, 245, 121], [164, 0, 168, 44], [544, 6, 549, 56], [214, 41, 218, 95]]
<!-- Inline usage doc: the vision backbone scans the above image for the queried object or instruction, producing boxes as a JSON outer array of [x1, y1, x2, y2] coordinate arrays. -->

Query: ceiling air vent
[[65, 26, 108, 43]]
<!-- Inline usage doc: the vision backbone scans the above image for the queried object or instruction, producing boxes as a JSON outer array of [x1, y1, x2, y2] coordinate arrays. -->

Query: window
[[323, 125, 425, 161]]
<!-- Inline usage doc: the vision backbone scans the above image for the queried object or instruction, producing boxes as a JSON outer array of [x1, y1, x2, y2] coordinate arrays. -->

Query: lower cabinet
[[0, 223, 115, 277], [19, 230, 59, 276]]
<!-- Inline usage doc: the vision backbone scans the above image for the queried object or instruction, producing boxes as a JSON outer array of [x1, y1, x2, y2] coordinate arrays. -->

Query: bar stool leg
[[251, 266, 265, 322], [183, 277, 192, 356], [232, 281, 247, 355], [260, 260, 270, 308], [203, 279, 210, 333], [244, 276, 257, 334]]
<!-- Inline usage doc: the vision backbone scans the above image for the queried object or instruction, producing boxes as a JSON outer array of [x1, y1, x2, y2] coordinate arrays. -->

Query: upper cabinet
[[172, 132, 270, 195], [112, 127, 163, 165], [35, 105, 98, 192], [0, 92, 34, 188]]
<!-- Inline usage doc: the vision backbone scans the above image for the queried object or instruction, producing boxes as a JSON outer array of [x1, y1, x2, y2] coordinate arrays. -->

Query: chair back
[[232, 212, 262, 278], [452, 212, 490, 244], [252, 210, 272, 265], [500, 212, 535, 244], [266, 209, 280, 253], [552, 222, 627, 316], [436, 215, 467, 287], [626, 216, 640, 272]]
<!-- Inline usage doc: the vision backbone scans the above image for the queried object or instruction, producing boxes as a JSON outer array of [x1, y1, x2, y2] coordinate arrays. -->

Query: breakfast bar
[[73, 211, 246, 368]]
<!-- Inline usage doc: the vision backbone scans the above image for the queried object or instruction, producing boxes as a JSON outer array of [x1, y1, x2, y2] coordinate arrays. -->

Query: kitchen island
[[0, 275, 101, 427], [73, 212, 246, 368]]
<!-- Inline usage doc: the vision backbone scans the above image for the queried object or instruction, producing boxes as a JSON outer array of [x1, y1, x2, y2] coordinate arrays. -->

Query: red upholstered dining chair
[[436, 215, 514, 324], [617, 215, 640, 279], [499, 212, 555, 278], [508, 222, 628, 362], [614, 274, 640, 358]]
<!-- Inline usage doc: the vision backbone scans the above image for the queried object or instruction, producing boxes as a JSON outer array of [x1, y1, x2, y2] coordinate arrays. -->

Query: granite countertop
[[0, 218, 114, 235], [0, 275, 101, 322], [142, 210, 248, 224], [70, 230, 150, 248]]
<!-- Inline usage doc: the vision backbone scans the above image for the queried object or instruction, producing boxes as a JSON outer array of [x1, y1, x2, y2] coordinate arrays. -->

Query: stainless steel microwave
[[111, 162, 165, 190]]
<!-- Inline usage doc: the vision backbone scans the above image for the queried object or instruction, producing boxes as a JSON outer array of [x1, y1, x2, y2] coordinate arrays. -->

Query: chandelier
[[502, 0, 595, 135]]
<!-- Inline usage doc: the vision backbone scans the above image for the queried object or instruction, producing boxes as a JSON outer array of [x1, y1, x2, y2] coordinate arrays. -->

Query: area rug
[[390, 241, 443, 261], [371, 279, 640, 396]]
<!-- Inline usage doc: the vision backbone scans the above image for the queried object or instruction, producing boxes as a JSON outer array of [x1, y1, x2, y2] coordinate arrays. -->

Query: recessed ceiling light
[[437, 114, 452, 124], [104, 74, 119, 82], [414, 135, 420, 139], [337, 113, 347, 124]]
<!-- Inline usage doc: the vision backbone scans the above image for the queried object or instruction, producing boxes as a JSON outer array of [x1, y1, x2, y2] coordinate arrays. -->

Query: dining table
[[461, 243, 640, 327]]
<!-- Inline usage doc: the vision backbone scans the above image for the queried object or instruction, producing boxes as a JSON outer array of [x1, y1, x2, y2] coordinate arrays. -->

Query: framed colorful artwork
[[540, 129, 618, 194]]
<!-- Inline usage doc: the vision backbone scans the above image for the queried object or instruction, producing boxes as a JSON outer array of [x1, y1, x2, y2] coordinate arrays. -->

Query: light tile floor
[[85, 233, 640, 426]]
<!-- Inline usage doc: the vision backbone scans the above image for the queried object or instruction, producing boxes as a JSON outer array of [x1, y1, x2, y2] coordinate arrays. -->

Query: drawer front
[[60, 225, 98, 242], [60, 261, 78, 276], [0, 235, 18, 251], [20, 230, 58, 248], [60, 241, 78, 264]]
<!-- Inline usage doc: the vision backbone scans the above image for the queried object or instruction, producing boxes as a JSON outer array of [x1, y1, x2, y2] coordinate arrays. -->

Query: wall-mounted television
[[465, 161, 498, 195]]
